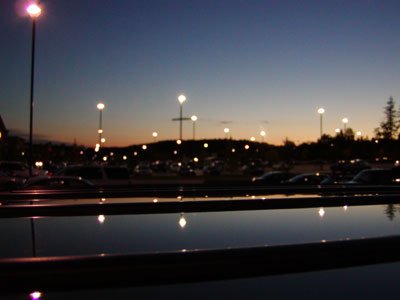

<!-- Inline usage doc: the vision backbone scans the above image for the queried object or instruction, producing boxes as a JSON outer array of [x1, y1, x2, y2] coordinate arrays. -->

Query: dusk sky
[[1, 0, 400, 147]]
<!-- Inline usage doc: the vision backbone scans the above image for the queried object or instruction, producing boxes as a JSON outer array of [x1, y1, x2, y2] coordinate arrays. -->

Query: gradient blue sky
[[1, 0, 400, 147]]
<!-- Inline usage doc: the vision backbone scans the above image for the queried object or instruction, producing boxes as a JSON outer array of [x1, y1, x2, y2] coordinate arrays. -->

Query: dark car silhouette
[[252, 171, 294, 185], [347, 168, 400, 185]]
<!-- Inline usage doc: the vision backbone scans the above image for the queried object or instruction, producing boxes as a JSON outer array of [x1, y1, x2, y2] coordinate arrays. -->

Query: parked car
[[320, 173, 354, 185], [203, 160, 224, 176], [134, 164, 153, 176], [0, 171, 26, 190], [55, 165, 132, 186], [252, 171, 294, 185], [23, 176, 96, 189], [346, 168, 400, 185], [331, 159, 371, 174], [0, 161, 47, 178], [241, 162, 264, 176], [286, 173, 328, 185], [178, 164, 196, 176]]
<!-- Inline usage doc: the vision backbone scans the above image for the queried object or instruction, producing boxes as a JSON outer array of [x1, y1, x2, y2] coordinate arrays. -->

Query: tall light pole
[[178, 95, 186, 140], [356, 131, 362, 140], [342, 117, 348, 132], [260, 130, 266, 142], [191, 115, 197, 140], [27, 3, 41, 177], [152, 131, 158, 142], [224, 128, 230, 139], [317, 108, 325, 139], [97, 103, 105, 147]]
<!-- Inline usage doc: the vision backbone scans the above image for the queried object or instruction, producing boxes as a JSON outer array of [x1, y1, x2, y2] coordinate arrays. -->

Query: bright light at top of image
[[27, 3, 41, 17], [30, 291, 42, 300]]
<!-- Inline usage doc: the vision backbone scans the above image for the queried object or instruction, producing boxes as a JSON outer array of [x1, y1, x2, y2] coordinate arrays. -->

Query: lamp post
[[224, 128, 230, 139], [342, 117, 348, 132], [97, 103, 105, 147], [191, 115, 197, 140], [260, 131, 266, 142], [27, 3, 41, 177], [178, 95, 186, 140], [356, 131, 362, 140], [317, 108, 325, 139], [152, 131, 158, 142]]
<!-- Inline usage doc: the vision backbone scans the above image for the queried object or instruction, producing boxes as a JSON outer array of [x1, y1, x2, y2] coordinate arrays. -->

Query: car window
[[105, 167, 130, 180], [63, 168, 80, 177], [81, 167, 103, 180], [0, 163, 24, 171]]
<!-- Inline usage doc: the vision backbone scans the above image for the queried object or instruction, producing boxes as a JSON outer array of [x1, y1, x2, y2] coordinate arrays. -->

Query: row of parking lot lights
[[94, 103, 362, 150], [223, 128, 266, 142], [95, 103, 106, 152], [97, 141, 253, 162], [318, 109, 363, 138]]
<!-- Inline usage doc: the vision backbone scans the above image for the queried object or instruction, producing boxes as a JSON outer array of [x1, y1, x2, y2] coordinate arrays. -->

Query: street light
[[97, 103, 105, 147], [177, 95, 186, 140], [26, 2, 41, 177], [260, 130, 266, 142], [224, 128, 230, 139], [342, 117, 349, 132], [152, 131, 158, 142], [191, 115, 197, 140], [30, 291, 42, 300], [317, 108, 325, 139]]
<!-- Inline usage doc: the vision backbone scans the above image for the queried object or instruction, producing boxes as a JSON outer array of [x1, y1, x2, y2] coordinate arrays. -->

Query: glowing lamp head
[[342, 117, 349, 124], [97, 103, 105, 110], [191, 115, 198, 122], [178, 95, 186, 104], [317, 108, 325, 114], [335, 128, 340, 133], [27, 3, 41, 17], [224, 128, 230, 133], [260, 131, 266, 137], [30, 291, 42, 300], [250, 137, 255, 141], [176, 139, 182, 145], [152, 132, 158, 137]]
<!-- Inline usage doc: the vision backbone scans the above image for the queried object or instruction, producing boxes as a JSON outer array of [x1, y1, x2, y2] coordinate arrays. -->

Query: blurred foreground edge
[[1, 235, 399, 293]]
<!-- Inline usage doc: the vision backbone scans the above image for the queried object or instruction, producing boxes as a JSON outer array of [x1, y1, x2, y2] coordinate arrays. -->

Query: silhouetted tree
[[375, 96, 399, 139], [344, 128, 355, 140]]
